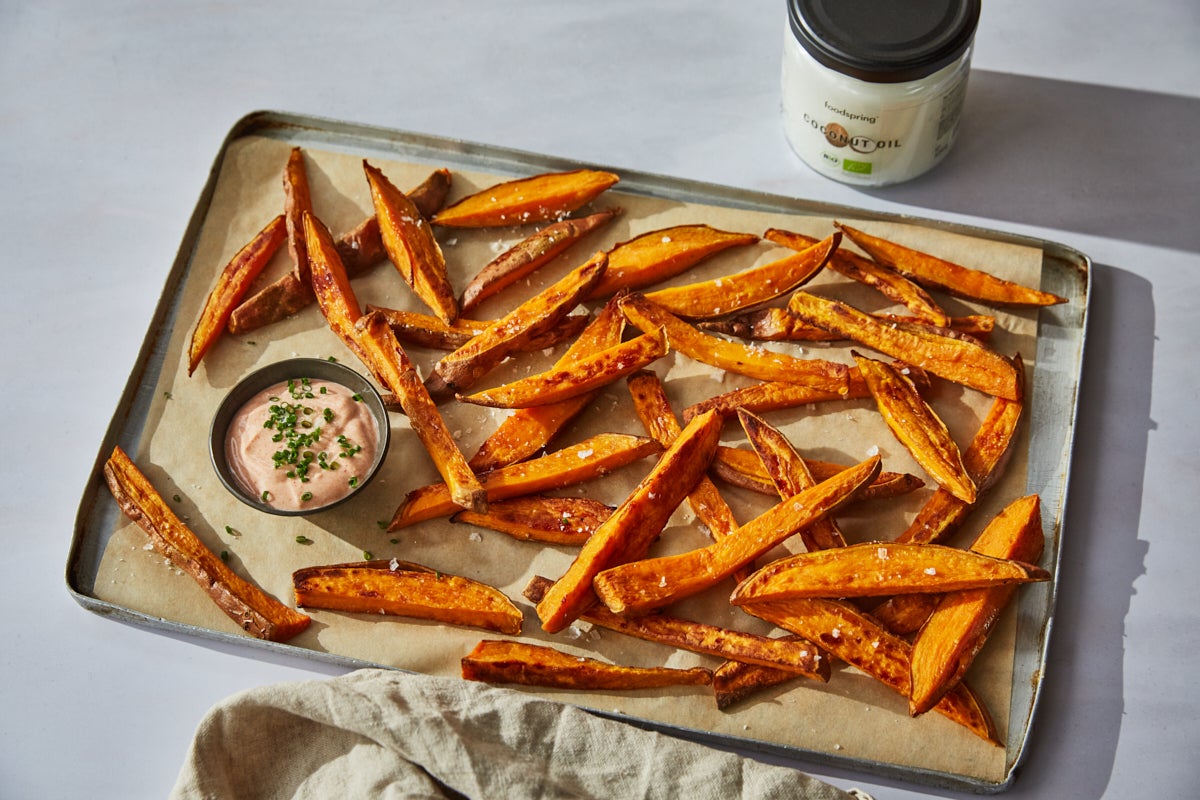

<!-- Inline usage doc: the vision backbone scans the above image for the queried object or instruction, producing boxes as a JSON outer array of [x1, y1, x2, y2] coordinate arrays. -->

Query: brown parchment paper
[[95, 134, 1046, 785]]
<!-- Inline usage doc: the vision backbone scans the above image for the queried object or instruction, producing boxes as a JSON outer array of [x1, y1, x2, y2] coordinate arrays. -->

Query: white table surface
[[3, 2, 1198, 797]]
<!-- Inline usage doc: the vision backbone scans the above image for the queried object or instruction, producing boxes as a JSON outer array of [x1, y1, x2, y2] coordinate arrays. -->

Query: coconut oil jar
[[782, 0, 981, 186]]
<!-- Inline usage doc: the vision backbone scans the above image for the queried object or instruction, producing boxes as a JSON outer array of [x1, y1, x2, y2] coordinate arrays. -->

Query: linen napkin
[[169, 668, 871, 800]]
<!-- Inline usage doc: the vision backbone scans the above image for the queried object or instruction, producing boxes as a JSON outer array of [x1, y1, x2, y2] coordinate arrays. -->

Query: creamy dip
[[225, 377, 379, 511]]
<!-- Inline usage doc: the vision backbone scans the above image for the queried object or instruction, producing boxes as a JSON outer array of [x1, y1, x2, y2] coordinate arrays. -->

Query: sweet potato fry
[[836, 222, 1067, 307], [461, 640, 712, 690], [364, 305, 588, 352], [364, 160, 458, 324], [468, 295, 626, 473], [701, 307, 994, 343], [283, 146, 314, 283], [524, 575, 828, 681], [787, 290, 1020, 400], [305, 211, 369, 364], [425, 252, 608, 400], [730, 542, 1049, 604], [766, 227, 949, 326], [457, 326, 668, 409], [433, 169, 619, 228], [896, 354, 1026, 546], [536, 410, 724, 633], [854, 351, 976, 503], [620, 293, 850, 392], [909, 494, 1045, 714], [626, 371, 740, 544], [187, 214, 286, 375], [588, 224, 759, 299], [459, 208, 620, 313], [451, 495, 612, 545], [306, 211, 484, 512], [711, 641, 814, 710], [355, 311, 486, 513], [739, 598, 998, 743], [710, 445, 924, 503], [227, 168, 451, 334], [591, 457, 881, 617], [390, 433, 661, 530], [641, 232, 838, 319], [738, 408, 847, 552], [698, 307, 839, 343], [682, 369, 870, 421], [103, 446, 310, 642], [293, 559, 522, 635]]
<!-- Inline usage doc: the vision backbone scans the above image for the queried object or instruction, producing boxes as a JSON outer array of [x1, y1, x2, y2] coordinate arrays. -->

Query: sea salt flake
[[924, 567, 937, 575]]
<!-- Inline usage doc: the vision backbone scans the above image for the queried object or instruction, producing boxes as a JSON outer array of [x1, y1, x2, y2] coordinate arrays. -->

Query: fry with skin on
[[626, 371, 741, 545], [524, 575, 828, 681], [363, 305, 589, 352], [788, 290, 1020, 400], [188, 214, 286, 375], [103, 446, 310, 642], [434, 169, 619, 228], [836, 222, 1068, 307], [909, 494, 1045, 715], [591, 457, 881, 617], [682, 368, 871, 420], [711, 637, 817, 710], [588, 224, 759, 300], [461, 640, 712, 690], [468, 295, 626, 473], [457, 326, 668, 409], [228, 168, 451, 334], [854, 350, 976, 503], [364, 160, 457, 324], [305, 212, 371, 364], [766, 227, 950, 326], [710, 445, 924, 503], [390, 433, 662, 530], [305, 211, 485, 513], [536, 410, 724, 633], [899, 354, 1026, 546], [425, 252, 608, 400], [621, 293, 850, 393], [283, 146, 314, 284], [641, 232, 838, 319], [738, 408, 847, 552], [730, 542, 1049, 604], [451, 496, 613, 545], [293, 560, 522, 635], [739, 597, 999, 744], [700, 307, 995, 343], [355, 311, 486, 512], [460, 208, 620, 313]]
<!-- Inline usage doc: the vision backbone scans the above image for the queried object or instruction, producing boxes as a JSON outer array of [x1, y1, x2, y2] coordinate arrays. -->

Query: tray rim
[[67, 108, 1091, 794]]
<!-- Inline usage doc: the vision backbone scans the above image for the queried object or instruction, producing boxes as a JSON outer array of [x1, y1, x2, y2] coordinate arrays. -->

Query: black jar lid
[[787, 0, 981, 84]]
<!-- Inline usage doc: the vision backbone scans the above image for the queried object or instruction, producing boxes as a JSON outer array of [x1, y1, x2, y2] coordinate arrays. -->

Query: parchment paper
[[95, 133, 1045, 785]]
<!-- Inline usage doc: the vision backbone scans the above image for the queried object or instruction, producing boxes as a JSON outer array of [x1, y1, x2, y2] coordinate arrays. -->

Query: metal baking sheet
[[68, 110, 1088, 792]]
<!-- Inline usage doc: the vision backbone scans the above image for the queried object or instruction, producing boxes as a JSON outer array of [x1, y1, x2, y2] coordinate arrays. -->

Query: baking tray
[[68, 110, 1088, 792]]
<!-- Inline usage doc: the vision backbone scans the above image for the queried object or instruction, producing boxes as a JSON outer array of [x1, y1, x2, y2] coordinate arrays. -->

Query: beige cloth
[[169, 669, 870, 800]]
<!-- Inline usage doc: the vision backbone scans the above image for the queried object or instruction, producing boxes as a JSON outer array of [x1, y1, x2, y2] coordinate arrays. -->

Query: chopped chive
[[362, 551, 373, 560], [295, 535, 311, 544]]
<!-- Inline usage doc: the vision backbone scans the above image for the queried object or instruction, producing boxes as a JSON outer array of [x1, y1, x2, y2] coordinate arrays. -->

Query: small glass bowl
[[209, 358, 391, 516]]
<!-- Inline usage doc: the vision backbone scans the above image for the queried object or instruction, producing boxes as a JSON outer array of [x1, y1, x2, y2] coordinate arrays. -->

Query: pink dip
[[225, 377, 379, 511]]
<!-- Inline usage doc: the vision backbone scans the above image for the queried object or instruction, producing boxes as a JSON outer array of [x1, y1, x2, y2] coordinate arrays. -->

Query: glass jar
[[781, 0, 981, 186]]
